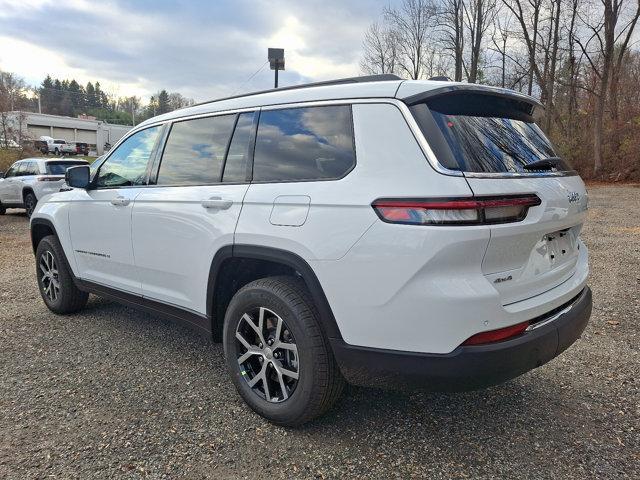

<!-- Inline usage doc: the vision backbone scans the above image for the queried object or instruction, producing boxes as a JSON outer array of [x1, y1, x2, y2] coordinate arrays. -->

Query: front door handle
[[201, 197, 233, 210], [110, 196, 130, 206]]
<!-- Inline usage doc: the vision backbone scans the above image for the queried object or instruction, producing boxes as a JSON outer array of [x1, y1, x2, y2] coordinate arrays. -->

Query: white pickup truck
[[39, 136, 76, 155]]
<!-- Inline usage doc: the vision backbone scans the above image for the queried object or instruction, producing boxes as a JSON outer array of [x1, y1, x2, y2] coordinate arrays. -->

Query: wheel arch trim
[[30, 217, 59, 253], [207, 244, 344, 341]]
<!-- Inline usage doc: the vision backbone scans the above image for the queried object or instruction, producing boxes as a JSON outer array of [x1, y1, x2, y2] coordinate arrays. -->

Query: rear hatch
[[407, 88, 588, 305]]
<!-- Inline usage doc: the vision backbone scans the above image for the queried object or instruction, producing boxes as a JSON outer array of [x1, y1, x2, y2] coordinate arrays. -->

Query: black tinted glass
[[28, 162, 40, 175], [4, 165, 17, 177], [430, 111, 557, 173], [253, 105, 355, 182], [97, 126, 161, 187], [46, 162, 86, 175], [222, 112, 255, 183], [157, 115, 235, 185]]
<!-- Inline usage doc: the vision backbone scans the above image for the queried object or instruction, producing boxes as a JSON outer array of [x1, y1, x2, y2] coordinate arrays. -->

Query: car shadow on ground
[[77, 295, 570, 443]]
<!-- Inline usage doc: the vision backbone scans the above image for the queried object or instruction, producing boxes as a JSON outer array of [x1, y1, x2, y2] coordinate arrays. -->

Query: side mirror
[[65, 165, 91, 189]]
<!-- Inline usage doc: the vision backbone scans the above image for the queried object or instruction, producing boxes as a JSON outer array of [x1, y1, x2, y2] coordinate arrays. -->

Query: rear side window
[[26, 162, 39, 175], [222, 112, 255, 183], [157, 115, 236, 186], [46, 162, 86, 175], [412, 93, 564, 174], [253, 105, 355, 182]]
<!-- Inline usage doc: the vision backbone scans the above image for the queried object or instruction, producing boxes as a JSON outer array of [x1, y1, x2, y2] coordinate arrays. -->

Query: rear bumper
[[331, 286, 592, 391]]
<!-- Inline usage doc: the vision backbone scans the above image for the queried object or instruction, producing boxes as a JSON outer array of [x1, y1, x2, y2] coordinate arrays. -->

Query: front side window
[[253, 105, 356, 182], [96, 126, 161, 188], [4, 164, 18, 177], [157, 115, 235, 186]]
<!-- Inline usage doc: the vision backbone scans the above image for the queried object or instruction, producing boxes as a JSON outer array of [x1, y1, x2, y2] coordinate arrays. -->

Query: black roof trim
[[189, 74, 402, 109], [402, 84, 543, 110]]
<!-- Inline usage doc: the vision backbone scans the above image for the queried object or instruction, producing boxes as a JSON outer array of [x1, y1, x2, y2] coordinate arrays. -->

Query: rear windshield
[[413, 93, 568, 174], [46, 162, 86, 175]]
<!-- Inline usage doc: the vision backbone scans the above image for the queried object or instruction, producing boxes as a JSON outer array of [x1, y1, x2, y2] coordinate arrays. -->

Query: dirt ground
[[0, 185, 638, 479]]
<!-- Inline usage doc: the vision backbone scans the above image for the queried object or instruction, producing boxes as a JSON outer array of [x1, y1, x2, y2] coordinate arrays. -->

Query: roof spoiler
[[401, 84, 543, 112]]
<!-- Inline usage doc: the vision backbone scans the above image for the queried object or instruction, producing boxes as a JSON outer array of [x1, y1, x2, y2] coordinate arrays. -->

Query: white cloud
[[0, 0, 385, 101]]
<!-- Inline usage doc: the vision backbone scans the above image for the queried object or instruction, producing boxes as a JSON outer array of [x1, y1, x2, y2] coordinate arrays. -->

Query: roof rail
[[190, 74, 403, 109]]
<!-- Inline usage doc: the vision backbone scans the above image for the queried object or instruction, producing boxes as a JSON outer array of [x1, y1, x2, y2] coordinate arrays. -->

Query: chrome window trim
[[115, 97, 577, 182]]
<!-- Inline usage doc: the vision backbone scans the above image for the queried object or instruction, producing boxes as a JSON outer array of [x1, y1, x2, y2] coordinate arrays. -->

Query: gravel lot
[[1, 185, 638, 479]]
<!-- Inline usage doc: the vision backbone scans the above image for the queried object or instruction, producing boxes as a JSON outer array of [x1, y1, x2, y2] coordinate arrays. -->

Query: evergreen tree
[[85, 82, 96, 109], [157, 90, 170, 114], [40, 75, 54, 114]]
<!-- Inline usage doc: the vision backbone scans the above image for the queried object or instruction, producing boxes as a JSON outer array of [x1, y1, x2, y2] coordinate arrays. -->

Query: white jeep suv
[[30, 75, 592, 426], [0, 158, 88, 217]]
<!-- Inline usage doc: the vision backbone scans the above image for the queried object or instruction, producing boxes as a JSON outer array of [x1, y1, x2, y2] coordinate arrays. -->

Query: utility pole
[[268, 48, 285, 88]]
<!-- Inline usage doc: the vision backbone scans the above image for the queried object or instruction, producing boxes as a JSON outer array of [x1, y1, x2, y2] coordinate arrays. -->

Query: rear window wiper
[[523, 157, 564, 171]]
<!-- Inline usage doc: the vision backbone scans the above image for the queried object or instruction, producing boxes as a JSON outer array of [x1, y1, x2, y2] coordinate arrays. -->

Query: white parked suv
[[29, 75, 592, 426], [0, 158, 88, 217]]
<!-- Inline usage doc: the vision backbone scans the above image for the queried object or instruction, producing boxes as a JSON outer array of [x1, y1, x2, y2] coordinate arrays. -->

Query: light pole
[[268, 48, 285, 88]]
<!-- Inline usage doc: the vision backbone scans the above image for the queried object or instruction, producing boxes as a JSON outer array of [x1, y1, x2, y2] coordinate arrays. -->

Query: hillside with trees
[[37, 75, 194, 126], [361, 0, 640, 180]]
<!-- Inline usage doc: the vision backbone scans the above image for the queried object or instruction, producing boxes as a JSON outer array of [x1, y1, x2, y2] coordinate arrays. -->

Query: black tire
[[223, 276, 344, 426], [0, 202, 5, 215], [24, 192, 37, 218], [35, 235, 88, 314], [54, 148, 59, 156]]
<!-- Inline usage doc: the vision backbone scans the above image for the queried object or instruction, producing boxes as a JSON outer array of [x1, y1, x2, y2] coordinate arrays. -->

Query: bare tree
[[385, 0, 438, 79], [491, 6, 514, 87], [361, 21, 399, 75], [437, 0, 466, 80], [576, 0, 640, 174], [0, 71, 27, 148], [464, 0, 498, 83]]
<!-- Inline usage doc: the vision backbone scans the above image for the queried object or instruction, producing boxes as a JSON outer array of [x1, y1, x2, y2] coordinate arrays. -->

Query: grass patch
[[0, 149, 22, 172]]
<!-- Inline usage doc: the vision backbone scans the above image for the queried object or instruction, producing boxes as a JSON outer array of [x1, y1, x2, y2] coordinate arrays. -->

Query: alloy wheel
[[39, 250, 60, 302], [25, 196, 36, 217], [235, 307, 299, 403]]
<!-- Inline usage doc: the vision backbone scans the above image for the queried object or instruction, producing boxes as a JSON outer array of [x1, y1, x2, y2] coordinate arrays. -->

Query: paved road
[[0, 185, 638, 479]]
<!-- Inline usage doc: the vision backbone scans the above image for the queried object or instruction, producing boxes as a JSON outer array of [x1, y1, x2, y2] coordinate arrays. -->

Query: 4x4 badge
[[567, 192, 580, 203]]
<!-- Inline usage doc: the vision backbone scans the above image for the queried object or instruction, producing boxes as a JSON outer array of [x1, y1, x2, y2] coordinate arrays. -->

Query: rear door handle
[[110, 196, 130, 206], [201, 197, 233, 210]]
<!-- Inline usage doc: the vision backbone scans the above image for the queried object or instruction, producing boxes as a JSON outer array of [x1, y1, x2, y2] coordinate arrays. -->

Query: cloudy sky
[[0, 0, 390, 102]]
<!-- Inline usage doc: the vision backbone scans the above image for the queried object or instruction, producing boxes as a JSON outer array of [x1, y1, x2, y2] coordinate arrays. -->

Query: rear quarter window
[[252, 105, 355, 182]]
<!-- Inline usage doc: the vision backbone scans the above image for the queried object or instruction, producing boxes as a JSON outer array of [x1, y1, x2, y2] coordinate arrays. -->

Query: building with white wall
[[6, 111, 132, 155]]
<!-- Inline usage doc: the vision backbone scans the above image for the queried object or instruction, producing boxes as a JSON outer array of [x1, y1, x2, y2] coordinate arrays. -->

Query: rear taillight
[[372, 195, 541, 225], [462, 321, 529, 346]]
